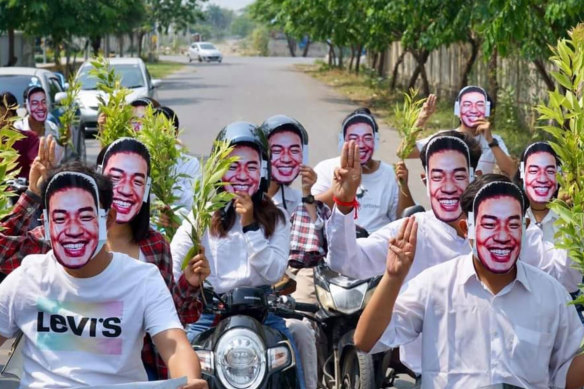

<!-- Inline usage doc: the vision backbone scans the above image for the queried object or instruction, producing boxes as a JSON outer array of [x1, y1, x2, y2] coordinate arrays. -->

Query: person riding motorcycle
[[170, 121, 307, 388]]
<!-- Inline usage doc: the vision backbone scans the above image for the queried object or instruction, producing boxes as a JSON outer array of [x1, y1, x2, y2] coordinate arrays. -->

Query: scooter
[[191, 286, 318, 389]]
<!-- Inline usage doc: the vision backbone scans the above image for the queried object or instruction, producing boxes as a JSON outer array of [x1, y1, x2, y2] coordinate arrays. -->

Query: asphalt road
[[1, 54, 423, 387]]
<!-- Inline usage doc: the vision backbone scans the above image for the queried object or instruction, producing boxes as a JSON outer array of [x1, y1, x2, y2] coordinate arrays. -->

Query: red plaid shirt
[[288, 201, 331, 268], [0, 191, 202, 379]]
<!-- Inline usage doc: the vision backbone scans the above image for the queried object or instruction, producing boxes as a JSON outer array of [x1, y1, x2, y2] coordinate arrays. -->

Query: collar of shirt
[[456, 253, 532, 295], [526, 207, 558, 226], [421, 210, 463, 240]]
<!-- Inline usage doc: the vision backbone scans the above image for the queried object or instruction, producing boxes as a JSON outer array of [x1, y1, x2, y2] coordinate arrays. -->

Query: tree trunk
[[118, 35, 124, 57], [378, 49, 386, 77], [7, 28, 16, 66], [91, 36, 101, 57], [459, 36, 479, 92], [285, 34, 296, 57], [129, 33, 134, 57], [372, 52, 378, 71], [408, 50, 430, 95], [302, 38, 311, 57], [338, 46, 344, 69], [53, 41, 63, 73], [355, 44, 363, 75], [391, 50, 407, 90], [487, 48, 498, 109], [349, 45, 355, 71], [533, 59, 556, 92], [137, 32, 145, 58]]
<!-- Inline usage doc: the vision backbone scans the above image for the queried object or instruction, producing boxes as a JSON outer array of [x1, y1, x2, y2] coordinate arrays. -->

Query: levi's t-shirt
[[0, 251, 182, 388]]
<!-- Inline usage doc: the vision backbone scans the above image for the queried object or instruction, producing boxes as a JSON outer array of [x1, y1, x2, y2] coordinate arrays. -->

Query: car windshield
[[77, 64, 145, 90], [200, 43, 216, 50], [0, 75, 43, 105]]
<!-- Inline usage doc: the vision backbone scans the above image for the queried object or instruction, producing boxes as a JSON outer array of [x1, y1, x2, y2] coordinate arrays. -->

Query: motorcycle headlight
[[316, 284, 336, 312], [330, 283, 367, 314], [195, 349, 214, 375], [267, 342, 292, 372], [215, 328, 266, 389]]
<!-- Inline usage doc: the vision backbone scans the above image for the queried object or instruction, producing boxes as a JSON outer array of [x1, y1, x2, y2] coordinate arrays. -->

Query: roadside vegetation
[[146, 61, 185, 79]]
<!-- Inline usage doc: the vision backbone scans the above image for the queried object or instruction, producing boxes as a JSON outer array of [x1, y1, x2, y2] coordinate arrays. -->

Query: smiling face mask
[[269, 130, 303, 184], [44, 172, 107, 269], [222, 145, 262, 196], [467, 182, 525, 274], [522, 151, 558, 205]]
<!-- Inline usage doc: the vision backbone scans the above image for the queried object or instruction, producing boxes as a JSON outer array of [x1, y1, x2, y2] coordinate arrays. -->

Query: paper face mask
[[223, 145, 261, 196], [103, 151, 149, 223], [427, 149, 470, 222], [345, 122, 375, 165], [269, 130, 303, 184], [523, 151, 558, 204], [459, 91, 486, 129], [28, 91, 48, 122], [473, 195, 523, 273], [45, 173, 107, 269]]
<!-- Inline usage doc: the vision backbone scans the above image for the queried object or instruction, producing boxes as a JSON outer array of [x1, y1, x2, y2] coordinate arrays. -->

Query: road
[[1, 54, 422, 387]]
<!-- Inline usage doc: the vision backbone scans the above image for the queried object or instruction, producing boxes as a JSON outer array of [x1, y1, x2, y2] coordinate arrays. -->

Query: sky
[[208, 0, 254, 11]]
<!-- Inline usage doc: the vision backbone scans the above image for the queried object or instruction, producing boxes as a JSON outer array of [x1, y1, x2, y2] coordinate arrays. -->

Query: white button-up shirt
[[171, 214, 290, 294], [372, 254, 584, 389]]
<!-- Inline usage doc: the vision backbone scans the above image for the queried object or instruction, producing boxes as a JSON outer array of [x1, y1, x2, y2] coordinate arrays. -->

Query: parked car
[[0, 67, 86, 161], [187, 42, 223, 63], [63, 58, 161, 134]]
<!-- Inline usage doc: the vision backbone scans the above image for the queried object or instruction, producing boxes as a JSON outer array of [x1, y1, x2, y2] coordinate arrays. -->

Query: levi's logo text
[[34, 297, 124, 355]]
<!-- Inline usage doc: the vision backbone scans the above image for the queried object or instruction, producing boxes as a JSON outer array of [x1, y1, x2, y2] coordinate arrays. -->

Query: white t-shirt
[[0, 251, 182, 388], [311, 157, 399, 232], [416, 130, 509, 174]]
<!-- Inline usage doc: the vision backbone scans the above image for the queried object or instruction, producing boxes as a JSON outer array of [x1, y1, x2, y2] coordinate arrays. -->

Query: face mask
[[467, 182, 525, 274], [425, 136, 474, 223], [269, 130, 306, 184], [222, 145, 263, 196], [521, 150, 558, 204], [44, 172, 107, 269]]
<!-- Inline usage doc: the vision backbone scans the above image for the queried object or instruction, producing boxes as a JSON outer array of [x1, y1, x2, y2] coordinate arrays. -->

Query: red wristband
[[332, 196, 359, 219]]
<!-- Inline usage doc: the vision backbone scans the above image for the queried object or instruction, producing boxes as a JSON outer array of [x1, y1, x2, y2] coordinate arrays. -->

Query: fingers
[[397, 216, 409, 241], [340, 141, 349, 168], [38, 136, 46, 160], [347, 140, 357, 169], [403, 217, 418, 244]]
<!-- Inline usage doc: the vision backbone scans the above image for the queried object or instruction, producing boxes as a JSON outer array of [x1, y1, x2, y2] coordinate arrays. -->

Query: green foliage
[[535, 24, 584, 302], [231, 9, 257, 38], [56, 77, 81, 152], [182, 142, 238, 270], [0, 119, 24, 226], [90, 57, 134, 146], [251, 26, 270, 56], [394, 89, 426, 160], [136, 107, 183, 240]]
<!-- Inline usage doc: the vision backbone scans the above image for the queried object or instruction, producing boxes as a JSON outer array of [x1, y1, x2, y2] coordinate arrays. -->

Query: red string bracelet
[[332, 196, 360, 219]]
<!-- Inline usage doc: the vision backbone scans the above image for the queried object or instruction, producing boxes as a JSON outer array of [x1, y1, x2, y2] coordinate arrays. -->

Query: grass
[[297, 61, 541, 159], [146, 61, 186, 79]]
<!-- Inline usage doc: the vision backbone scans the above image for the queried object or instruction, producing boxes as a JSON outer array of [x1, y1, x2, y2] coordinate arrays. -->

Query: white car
[[187, 42, 223, 63], [59, 58, 161, 134]]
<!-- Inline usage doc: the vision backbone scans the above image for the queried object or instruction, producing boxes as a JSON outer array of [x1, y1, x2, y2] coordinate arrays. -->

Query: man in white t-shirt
[[354, 179, 584, 388], [404, 86, 516, 177], [0, 165, 207, 389], [312, 107, 413, 233]]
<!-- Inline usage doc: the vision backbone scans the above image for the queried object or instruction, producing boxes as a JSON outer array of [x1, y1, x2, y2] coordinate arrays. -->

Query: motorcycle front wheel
[[340, 347, 375, 389]]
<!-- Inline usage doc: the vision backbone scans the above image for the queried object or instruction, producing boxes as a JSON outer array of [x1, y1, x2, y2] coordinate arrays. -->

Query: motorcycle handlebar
[[294, 302, 319, 313]]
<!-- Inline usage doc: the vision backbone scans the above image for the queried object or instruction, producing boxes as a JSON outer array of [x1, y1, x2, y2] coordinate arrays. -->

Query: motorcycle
[[191, 286, 318, 389]]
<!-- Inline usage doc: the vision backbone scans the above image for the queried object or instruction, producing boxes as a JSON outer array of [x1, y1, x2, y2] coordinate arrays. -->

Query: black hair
[[41, 162, 113, 212], [155, 106, 180, 132], [420, 130, 481, 170], [23, 85, 45, 102], [342, 107, 379, 136], [461, 173, 527, 216], [457, 86, 487, 102], [0, 91, 18, 116], [513, 141, 561, 202], [97, 138, 151, 242]]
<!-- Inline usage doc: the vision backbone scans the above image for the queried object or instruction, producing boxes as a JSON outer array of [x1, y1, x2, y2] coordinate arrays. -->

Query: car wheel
[[198, 56, 203, 62], [218, 59, 222, 63], [188, 54, 192, 63]]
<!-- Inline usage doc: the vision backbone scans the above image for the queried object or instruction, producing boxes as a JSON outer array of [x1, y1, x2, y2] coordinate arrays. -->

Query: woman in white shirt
[[171, 122, 307, 389]]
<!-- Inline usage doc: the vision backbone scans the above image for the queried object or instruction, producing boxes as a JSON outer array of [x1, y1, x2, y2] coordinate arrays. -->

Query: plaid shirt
[[288, 201, 331, 268], [0, 191, 202, 379]]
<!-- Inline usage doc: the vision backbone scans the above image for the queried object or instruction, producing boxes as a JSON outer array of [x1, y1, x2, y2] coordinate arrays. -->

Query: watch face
[[303, 195, 315, 204]]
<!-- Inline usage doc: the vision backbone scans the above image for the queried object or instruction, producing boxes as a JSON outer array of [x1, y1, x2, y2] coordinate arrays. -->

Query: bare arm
[[354, 217, 418, 352], [153, 328, 208, 388], [394, 161, 415, 216], [566, 354, 584, 389], [315, 187, 334, 209], [491, 145, 516, 177]]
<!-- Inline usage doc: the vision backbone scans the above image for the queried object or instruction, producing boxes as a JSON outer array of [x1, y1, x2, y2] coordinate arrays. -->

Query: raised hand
[[415, 93, 437, 128], [394, 161, 409, 184], [474, 119, 493, 142], [300, 165, 317, 196], [184, 246, 211, 288], [234, 192, 255, 227], [332, 140, 361, 204], [386, 216, 418, 279], [29, 135, 57, 196]]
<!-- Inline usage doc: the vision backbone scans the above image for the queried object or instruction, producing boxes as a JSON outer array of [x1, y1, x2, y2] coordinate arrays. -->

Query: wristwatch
[[302, 195, 315, 204], [488, 138, 499, 148]]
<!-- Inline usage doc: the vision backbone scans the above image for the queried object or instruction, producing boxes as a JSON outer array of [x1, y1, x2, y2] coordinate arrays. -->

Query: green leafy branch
[[136, 107, 184, 240], [181, 141, 238, 270], [535, 24, 584, 304], [0, 114, 25, 228], [56, 77, 81, 153], [90, 56, 134, 146], [395, 88, 426, 161]]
